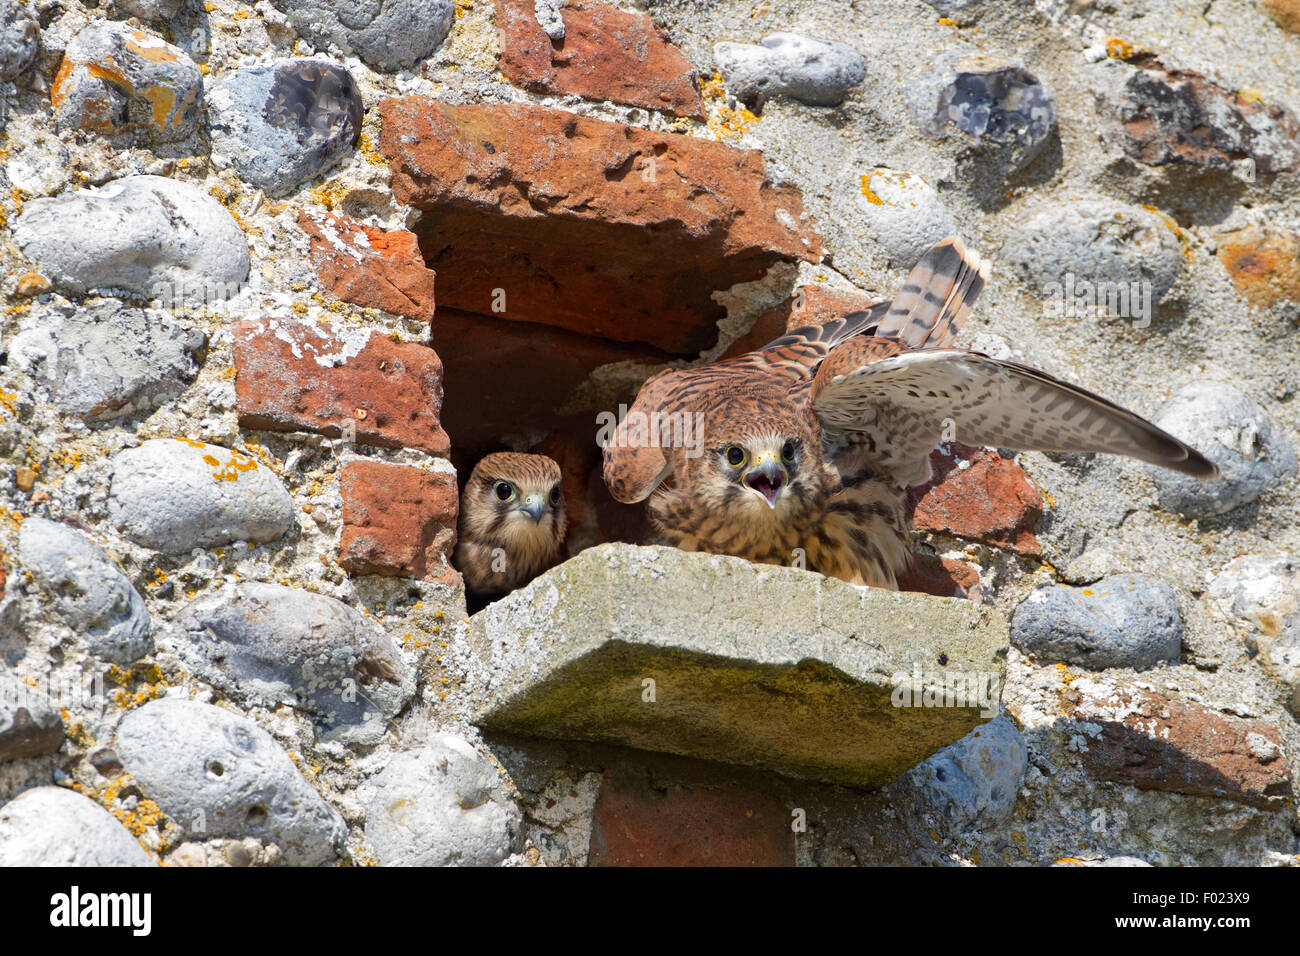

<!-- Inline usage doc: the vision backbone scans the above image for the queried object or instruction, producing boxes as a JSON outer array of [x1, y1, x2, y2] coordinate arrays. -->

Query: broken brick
[[298, 210, 437, 322], [493, 0, 703, 118], [234, 318, 450, 457], [338, 460, 459, 582]]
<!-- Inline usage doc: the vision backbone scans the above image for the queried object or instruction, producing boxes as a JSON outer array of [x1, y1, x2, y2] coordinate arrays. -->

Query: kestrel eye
[[725, 445, 747, 468], [781, 440, 797, 463], [549, 485, 561, 506], [493, 481, 514, 501]]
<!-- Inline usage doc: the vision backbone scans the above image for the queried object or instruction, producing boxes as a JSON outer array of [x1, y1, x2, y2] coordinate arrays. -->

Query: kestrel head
[[460, 452, 567, 554], [680, 412, 822, 518]]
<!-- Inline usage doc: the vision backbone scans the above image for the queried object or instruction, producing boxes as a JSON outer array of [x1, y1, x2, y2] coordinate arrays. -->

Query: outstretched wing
[[812, 346, 1221, 484]]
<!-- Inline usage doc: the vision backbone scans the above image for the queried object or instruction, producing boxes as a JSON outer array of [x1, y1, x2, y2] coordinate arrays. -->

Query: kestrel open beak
[[518, 495, 546, 523], [744, 456, 786, 509]]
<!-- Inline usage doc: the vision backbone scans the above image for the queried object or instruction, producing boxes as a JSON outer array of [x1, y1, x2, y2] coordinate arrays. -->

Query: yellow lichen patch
[[357, 133, 389, 167], [0, 507, 24, 532], [308, 177, 351, 210], [0, 389, 17, 417], [197, 445, 260, 482], [937, 16, 957, 25], [454, 0, 473, 17], [859, 175, 883, 205], [1237, 86, 1265, 105], [50, 447, 84, 469], [240, 438, 279, 471], [112, 682, 168, 709], [701, 72, 757, 142], [96, 775, 170, 837], [1103, 37, 1146, 60]]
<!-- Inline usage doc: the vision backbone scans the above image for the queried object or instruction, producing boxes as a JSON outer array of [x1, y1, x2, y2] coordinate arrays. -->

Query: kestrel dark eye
[[725, 445, 746, 467], [781, 440, 796, 463], [493, 481, 514, 501], [549, 485, 561, 506]]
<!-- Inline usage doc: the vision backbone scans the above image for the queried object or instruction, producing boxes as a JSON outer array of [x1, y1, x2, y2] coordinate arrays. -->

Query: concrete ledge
[[463, 544, 1009, 789]]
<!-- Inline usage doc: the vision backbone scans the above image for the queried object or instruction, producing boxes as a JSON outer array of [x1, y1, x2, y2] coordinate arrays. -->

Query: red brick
[[907, 443, 1043, 556], [380, 97, 825, 354], [722, 284, 883, 359], [338, 460, 459, 582], [494, 0, 703, 118], [1068, 686, 1293, 810], [588, 768, 795, 867], [298, 210, 436, 322], [234, 318, 450, 457]]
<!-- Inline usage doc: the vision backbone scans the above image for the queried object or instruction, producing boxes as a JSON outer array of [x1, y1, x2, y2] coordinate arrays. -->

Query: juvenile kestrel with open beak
[[455, 452, 567, 606], [602, 237, 1218, 589]]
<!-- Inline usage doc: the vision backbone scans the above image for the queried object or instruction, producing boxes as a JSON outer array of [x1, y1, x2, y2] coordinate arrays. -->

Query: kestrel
[[602, 237, 1218, 589], [455, 452, 567, 606]]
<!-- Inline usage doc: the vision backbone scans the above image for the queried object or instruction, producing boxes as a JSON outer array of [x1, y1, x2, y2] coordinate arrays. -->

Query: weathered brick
[[298, 210, 437, 322], [588, 767, 795, 867], [380, 97, 825, 355], [907, 444, 1043, 556], [234, 318, 450, 457], [338, 460, 459, 582], [1068, 685, 1293, 810], [494, 0, 703, 118]]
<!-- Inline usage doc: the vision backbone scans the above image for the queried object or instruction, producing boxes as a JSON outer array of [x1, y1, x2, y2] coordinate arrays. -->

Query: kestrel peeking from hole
[[455, 452, 567, 606], [602, 237, 1219, 589]]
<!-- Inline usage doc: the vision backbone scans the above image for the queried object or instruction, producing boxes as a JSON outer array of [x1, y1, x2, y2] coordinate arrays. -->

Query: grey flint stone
[[362, 735, 522, 866], [8, 302, 206, 423], [1146, 382, 1296, 516], [894, 714, 1027, 833], [0, 786, 154, 866], [12, 175, 249, 302], [167, 582, 415, 745], [713, 32, 865, 109], [18, 517, 154, 664], [115, 698, 348, 866], [208, 59, 364, 198], [0, 0, 38, 81], [108, 438, 296, 553], [265, 0, 454, 72], [0, 671, 64, 763], [1011, 573, 1183, 671], [52, 20, 202, 143], [906, 50, 1057, 174], [462, 544, 1009, 789], [1002, 199, 1184, 307]]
